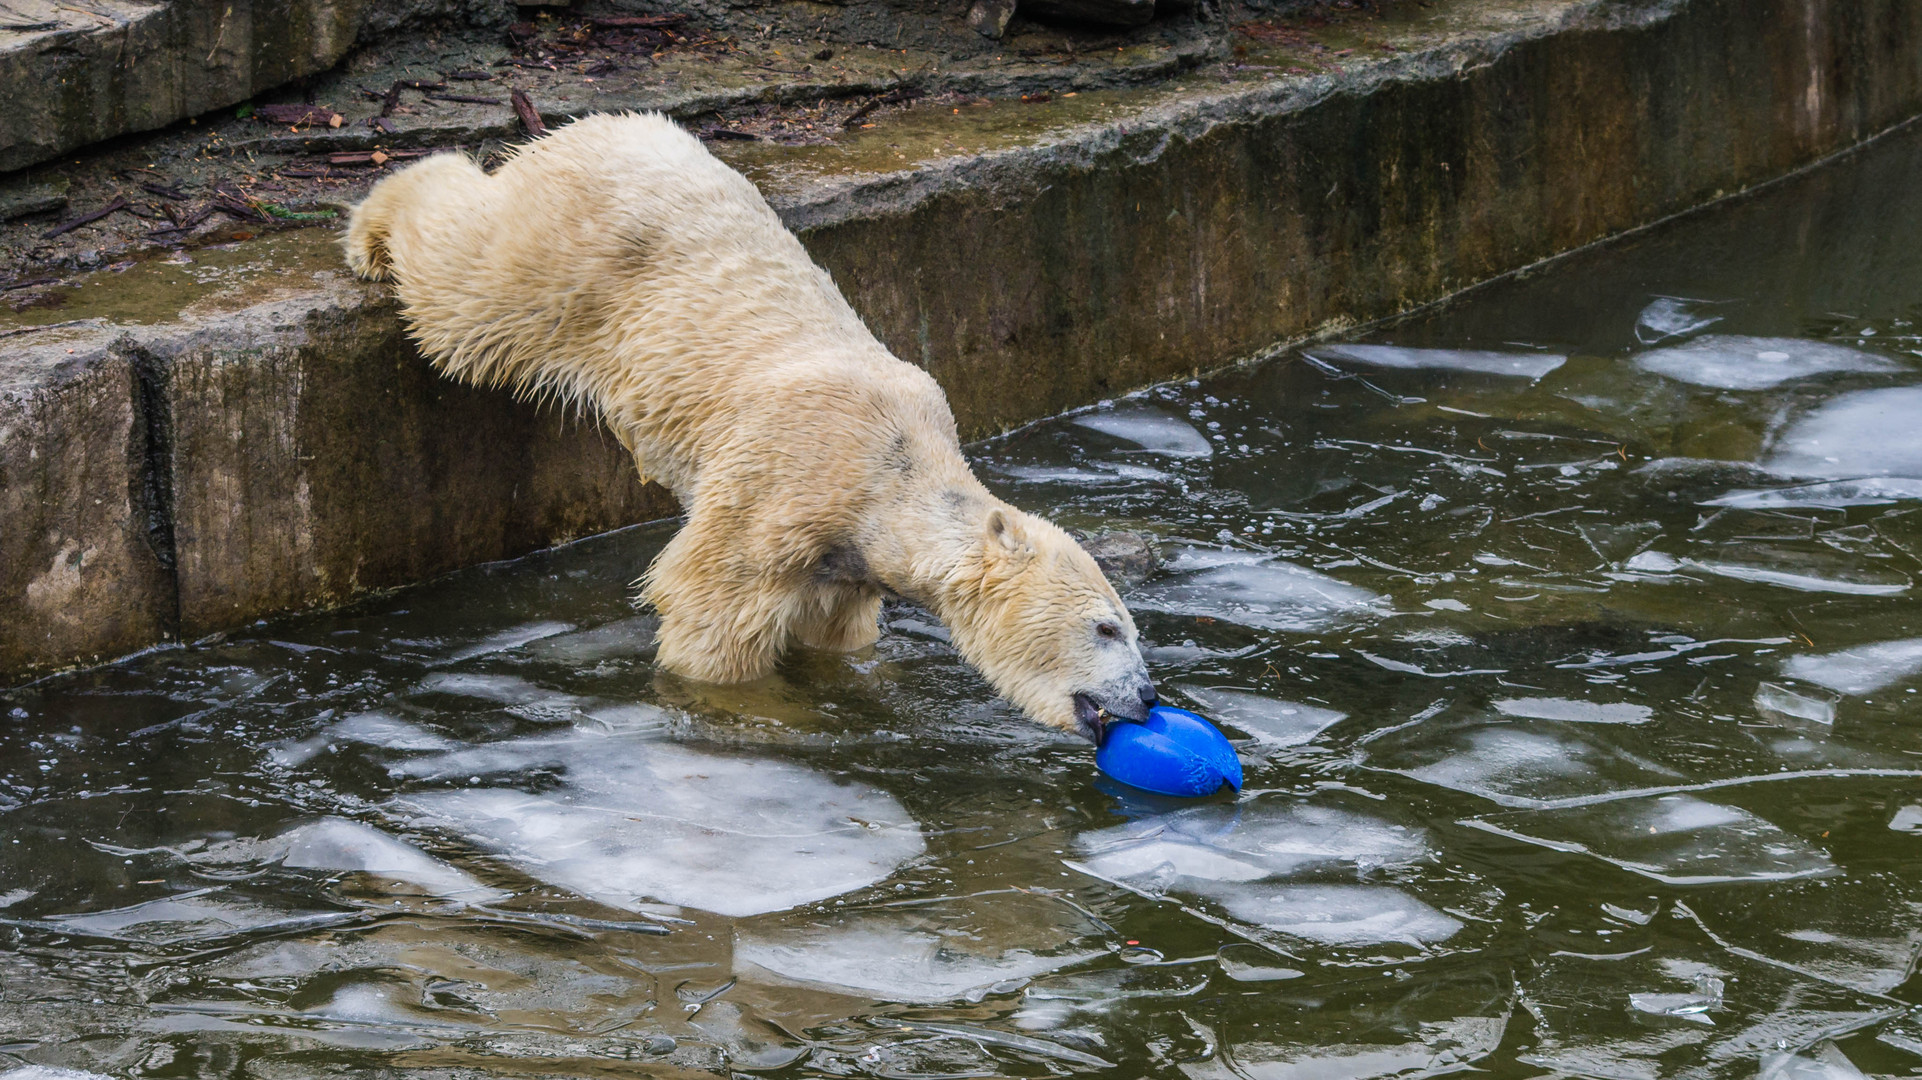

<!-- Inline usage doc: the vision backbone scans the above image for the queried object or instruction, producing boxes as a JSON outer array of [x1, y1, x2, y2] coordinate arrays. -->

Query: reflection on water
[[10, 124, 1922, 1080]]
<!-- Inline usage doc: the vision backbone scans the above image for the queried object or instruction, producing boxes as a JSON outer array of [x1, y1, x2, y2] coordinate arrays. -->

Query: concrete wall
[[6, 0, 1922, 683]]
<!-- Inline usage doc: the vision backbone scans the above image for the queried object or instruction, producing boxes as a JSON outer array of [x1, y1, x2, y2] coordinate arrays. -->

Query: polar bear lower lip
[[1073, 693, 1105, 742]]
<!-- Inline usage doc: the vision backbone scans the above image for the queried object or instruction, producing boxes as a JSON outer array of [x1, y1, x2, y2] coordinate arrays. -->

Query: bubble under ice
[[394, 733, 924, 918], [1305, 344, 1567, 379], [1072, 410, 1215, 457], [1176, 686, 1347, 746], [1128, 547, 1383, 632], [1632, 335, 1904, 390]]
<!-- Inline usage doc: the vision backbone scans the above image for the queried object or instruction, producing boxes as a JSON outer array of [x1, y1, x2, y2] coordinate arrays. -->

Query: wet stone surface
[[11, 65, 1922, 1080]]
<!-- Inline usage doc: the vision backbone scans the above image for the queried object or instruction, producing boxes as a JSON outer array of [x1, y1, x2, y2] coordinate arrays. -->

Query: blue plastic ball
[[1095, 705, 1243, 797]]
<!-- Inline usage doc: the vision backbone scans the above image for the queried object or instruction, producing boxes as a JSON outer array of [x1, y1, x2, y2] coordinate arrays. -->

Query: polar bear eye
[[1095, 622, 1121, 641]]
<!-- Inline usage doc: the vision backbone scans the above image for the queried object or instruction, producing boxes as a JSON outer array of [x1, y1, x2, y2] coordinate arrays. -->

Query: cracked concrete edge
[[5, 0, 1922, 684]]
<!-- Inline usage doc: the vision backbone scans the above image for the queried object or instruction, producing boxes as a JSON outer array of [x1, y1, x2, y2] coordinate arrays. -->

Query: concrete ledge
[[0, 0, 512, 174], [5, 0, 1922, 683]]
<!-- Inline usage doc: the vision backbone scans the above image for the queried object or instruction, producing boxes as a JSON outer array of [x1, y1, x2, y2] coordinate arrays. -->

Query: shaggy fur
[[343, 112, 1155, 735]]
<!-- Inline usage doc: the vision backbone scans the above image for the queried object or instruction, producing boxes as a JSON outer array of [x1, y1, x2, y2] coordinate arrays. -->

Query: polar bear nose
[[1137, 682, 1159, 707]]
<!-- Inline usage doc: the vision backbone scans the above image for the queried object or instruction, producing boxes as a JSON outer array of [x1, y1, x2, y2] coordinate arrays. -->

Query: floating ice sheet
[[1781, 637, 1922, 695], [1073, 797, 1431, 889], [1307, 343, 1567, 380], [1753, 682, 1838, 726], [1183, 1015, 1506, 1080], [394, 732, 924, 917], [1129, 547, 1383, 632], [35, 889, 351, 945], [1177, 686, 1346, 746], [1204, 883, 1463, 946], [1763, 387, 1922, 479], [1633, 336, 1903, 390], [279, 818, 504, 902], [1683, 557, 1909, 596], [1492, 697, 1654, 724], [523, 616, 658, 664], [996, 462, 1173, 485], [1072, 411, 1214, 457], [1635, 297, 1724, 344], [1759, 1044, 1870, 1080], [441, 621, 575, 662], [1705, 478, 1922, 509], [1628, 975, 1723, 1025], [269, 711, 459, 767], [1368, 723, 1684, 808], [1465, 794, 1834, 884], [735, 910, 1099, 1004]]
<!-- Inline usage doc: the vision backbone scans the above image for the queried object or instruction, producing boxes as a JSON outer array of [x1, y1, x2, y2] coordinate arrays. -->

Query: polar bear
[[344, 112, 1157, 739]]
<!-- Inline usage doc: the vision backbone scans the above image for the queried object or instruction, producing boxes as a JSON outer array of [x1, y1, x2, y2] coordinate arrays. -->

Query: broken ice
[[1466, 794, 1835, 884], [1306, 343, 1567, 380], [1216, 943, 1304, 982], [1129, 547, 1383, 632], [1492, 697, 1654, 725], [1635, 297, 1723, 344], [1759, 1043, 1870, 1080], [1753, 681, 1838, 726], [394, 732, 924, 917], [1177, 686, 1346, 746], [1628, 975, 1723, 1025], [1633, 335, 1902, 390], [1781, 637, 1922, 695], [996, 462, 1173, 485], [1073, 410, 1214, 457]]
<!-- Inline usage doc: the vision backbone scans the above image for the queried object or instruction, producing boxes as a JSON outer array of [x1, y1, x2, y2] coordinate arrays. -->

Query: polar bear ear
[[985, 507, 1031, 557]]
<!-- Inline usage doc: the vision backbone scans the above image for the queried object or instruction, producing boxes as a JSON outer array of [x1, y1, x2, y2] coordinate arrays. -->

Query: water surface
[[8, 123, 1922, 1080]]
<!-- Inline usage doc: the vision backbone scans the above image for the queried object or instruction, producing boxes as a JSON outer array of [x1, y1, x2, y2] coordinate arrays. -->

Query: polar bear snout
[[1073, 678, 1158, 743]]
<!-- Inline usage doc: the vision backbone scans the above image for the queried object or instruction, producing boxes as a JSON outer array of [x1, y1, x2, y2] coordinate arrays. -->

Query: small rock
[[1079, 531, 1162, 589], [967, 0, 1017, 38], [0, 177, 69, 223]]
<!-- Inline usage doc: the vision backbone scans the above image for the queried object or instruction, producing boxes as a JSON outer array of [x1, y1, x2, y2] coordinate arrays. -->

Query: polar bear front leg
[[643, 519, 789, 683], [791, 586, 883, 653]]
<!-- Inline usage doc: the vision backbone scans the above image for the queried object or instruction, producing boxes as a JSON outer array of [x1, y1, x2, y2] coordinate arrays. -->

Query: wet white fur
[[343, 112, 1150, 733]]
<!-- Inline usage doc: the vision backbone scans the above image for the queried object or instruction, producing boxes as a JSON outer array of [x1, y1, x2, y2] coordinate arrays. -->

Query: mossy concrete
[[6, 0, 1922, 683]]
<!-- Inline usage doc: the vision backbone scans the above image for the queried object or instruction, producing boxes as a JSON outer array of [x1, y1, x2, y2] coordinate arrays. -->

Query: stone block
[[0, 329, 174, 675]]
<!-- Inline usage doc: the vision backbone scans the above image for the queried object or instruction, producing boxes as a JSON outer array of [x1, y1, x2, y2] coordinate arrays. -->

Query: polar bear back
[[363, 112, 953, 498]]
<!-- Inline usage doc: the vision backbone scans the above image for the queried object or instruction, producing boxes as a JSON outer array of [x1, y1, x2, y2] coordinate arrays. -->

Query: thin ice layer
[[1307, 344, 1567, 379], [1633, 336, 1903, 390], [1492, 697, 1654, 724], [395, 733, 923, 917], [1130, 547, 1383, 632], [1466, 794, 1834, 884], [1072, 411, 1214, 457], [1178, 686, 1346, 746]]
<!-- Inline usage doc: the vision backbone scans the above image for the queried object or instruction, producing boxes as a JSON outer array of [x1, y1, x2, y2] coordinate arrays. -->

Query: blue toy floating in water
[[1095, 705, 1243, 797]]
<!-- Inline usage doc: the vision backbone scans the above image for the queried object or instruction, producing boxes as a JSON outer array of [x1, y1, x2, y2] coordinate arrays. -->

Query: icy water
[[10, 131, 1922, 1080]]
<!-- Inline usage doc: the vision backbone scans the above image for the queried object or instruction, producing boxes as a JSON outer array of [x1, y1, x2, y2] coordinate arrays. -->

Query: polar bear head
[[943, 506, 1158, 741]]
